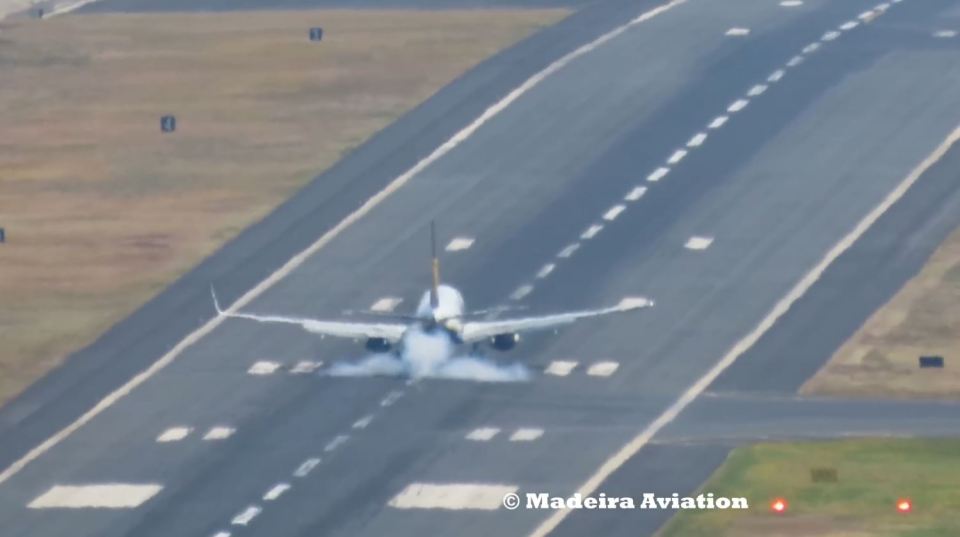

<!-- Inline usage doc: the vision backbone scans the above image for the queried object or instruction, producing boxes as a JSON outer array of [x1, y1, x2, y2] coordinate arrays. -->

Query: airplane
[[212, 222, 654, 356]]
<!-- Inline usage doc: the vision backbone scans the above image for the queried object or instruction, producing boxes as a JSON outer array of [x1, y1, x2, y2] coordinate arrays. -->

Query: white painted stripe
[[767, 69, 785, 83], [859, 10, 876, 20], [686, 132, 707, 147], [509, 428, 544, 442], [536, 263, 556, 279], [787, 55, 804, 67], [666, 149, 687, 165], [510, 285, 534, 301], [581, 224, 604, 239], [839, 21, 859, 31], [727, 99, 749, 113], [212, 532, 231, 537], [647, 167, 670, 182], [544, 360, 578, 376], [934, 30, 957, 38], [232, 505, 261, 526], [370, 297, 402, 312], [725, 27, 749, 36], [684, 236, 714, 250], [780, 0, 802, 6], [445, 237, 475, 252], [263, 483, 291, 501], [389, 483, 517, 510], [528, 123, 960, 537], [747, 84, 767, 97], [587, 361, 621, 377], [624, 186, 647, 201], [293, 457, 321, 478], [352, 415, 374, 429], [248, 361, 281, 375], [802, 42, 820, 54], [381, 390, 404, 407], [708, 116, 728, 129], [290, 360, 323, 374], [0, 0, 689, 490], [466, 427, 500, 441], [28, 484, 163, 509], [602, 204, 627, 221], [203, 426, 235, 440], [822, 30, 841, 41], [557, 243, 580, 258], [876, 2, 890, 11], [156, 427, 192, 443], [325, 434, 349, 452]]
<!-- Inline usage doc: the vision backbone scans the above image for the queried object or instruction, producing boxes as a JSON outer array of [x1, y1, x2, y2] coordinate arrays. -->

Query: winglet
[[211, 285, 224, 315]]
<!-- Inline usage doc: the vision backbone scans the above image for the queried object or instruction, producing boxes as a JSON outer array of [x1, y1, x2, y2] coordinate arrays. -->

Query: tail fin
[[430, 221, 440, 310]]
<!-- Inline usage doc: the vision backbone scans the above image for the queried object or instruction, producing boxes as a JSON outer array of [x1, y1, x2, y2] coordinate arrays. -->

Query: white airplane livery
[[212, 223, 654, 356]]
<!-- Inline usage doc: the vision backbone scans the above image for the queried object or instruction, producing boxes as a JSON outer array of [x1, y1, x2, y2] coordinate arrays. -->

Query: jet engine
[[489, 333, 519, 351]]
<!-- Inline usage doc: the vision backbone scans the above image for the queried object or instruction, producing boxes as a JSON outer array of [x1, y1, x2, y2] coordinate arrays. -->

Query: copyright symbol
[[503, 492, 520, 510]]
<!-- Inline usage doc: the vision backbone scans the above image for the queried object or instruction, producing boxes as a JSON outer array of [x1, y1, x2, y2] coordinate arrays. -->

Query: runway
[[2, 0, 960, 536]]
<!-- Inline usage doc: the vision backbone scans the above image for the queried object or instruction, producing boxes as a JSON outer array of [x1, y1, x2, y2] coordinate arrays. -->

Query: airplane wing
[[459, 296, 653, 344], [213, 289, 407, 342]]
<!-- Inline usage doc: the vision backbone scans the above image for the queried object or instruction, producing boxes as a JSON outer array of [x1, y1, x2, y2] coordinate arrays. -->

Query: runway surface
[[3, 0, 960, 536]]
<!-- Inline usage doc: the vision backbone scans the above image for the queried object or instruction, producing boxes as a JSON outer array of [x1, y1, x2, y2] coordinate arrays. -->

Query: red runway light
[[897, 499, 912, 513], [770, 498, 787, 513]]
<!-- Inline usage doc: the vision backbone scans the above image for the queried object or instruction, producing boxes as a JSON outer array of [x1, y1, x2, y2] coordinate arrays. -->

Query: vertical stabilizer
[[430, 221, 440, 310]]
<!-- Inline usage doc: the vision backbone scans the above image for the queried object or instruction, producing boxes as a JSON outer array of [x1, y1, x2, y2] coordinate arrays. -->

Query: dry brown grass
[[803, 226, 960, 398], [0, 9, 567, 403]]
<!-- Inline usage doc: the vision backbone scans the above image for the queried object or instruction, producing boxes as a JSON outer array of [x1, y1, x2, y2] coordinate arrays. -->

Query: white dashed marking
[[232, 505, 261, 526], [156, 427, 192, 443], [581, 224, 604, 240], [203, 426, 235, 441], [934, 30, 957, 38], [28, 484, 163, 509], [780, 0, 802, 6], [787, 55, 804, 67], [725, 27, 749, 36], [388, 483, 518, 510], [587, 361, 621, 377], [466, 427, 500, 441], [747, 84, 767, 97], [647, 167, 670, 182], [557, 243, 580, 258], [618, 296, 654, 309], [686, 132, 707, 147], [293, 458, 321, 478], [545, 361, 578, 377], [859, 10, 877, 21], [290, 360, 323, 374], [839, 21, 859, 31], [603, 204, 627, 221], [767, 69, 785, 83], [685, 236, 714, 250], [667, 149, 687, 165], [822, 30, 840, 41], [263, 483, 291, 501], [536, 263, 555, 279], [370, 297, 402, 312], [510, 285, 534, 301], [624, 186, 647, 201], [802, 42, 820, 54], [381, 390, 404, 407], [212, 532, 231, 537], [352, 415, 374, 430], [445, 237, 475, 252], [324, 435, 349, 452], [708, 116, 728, 129], [248, 361, 281, 375], [727, 99, 749, 113], [509, 428, 544, 442]]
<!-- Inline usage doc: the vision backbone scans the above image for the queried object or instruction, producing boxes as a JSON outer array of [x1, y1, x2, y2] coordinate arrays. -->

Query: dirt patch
[[803, 226, 960, 399], [0, 8, 568, 403]]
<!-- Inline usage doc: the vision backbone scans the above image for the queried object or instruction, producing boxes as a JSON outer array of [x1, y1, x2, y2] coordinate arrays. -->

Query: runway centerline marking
[[587, 361, 621, 377], [687, 132, 707, 147], [603, 204, 627, 221], [581, 224, 604, 239], [647, 167, 670, 182], [370, 297, 403, 312], [530, 123, 960, 537], [625, 186, 647, 201], [725, 27, 750, 36], [544, 361, 578, 376], [466, 427, 500, 441], [685, 236, 714, 250], [0, 0, 688, 488], [263, 483, 291, 501], [511, 284, 534, 301], [536, 263, 556, 279], [667, 149, 688, 165], [293, 457, 321, 478], [510, 428, 544, 442], [248, 361, 281, 375], [445, 237, 475, 252], [557, 243, 580, 258], [708, 116, 728, 129], [203, 426, 235, 441], [232, 505, 261, 526], [156, 426, 192, 443], [290, 360, 323, 374]]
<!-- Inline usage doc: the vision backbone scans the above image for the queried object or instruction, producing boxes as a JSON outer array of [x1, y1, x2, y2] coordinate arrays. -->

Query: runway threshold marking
[[529, 123, 960, 537], [0, 0, 690, 490], [388, 483, 517, 510], [28, 483, 163, 509]]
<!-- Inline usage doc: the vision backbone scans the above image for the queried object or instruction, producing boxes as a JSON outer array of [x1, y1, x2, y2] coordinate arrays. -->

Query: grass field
[[0, 9, 567, 403], [659, 439, 960, 537], [803, 226, 960, 399]]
